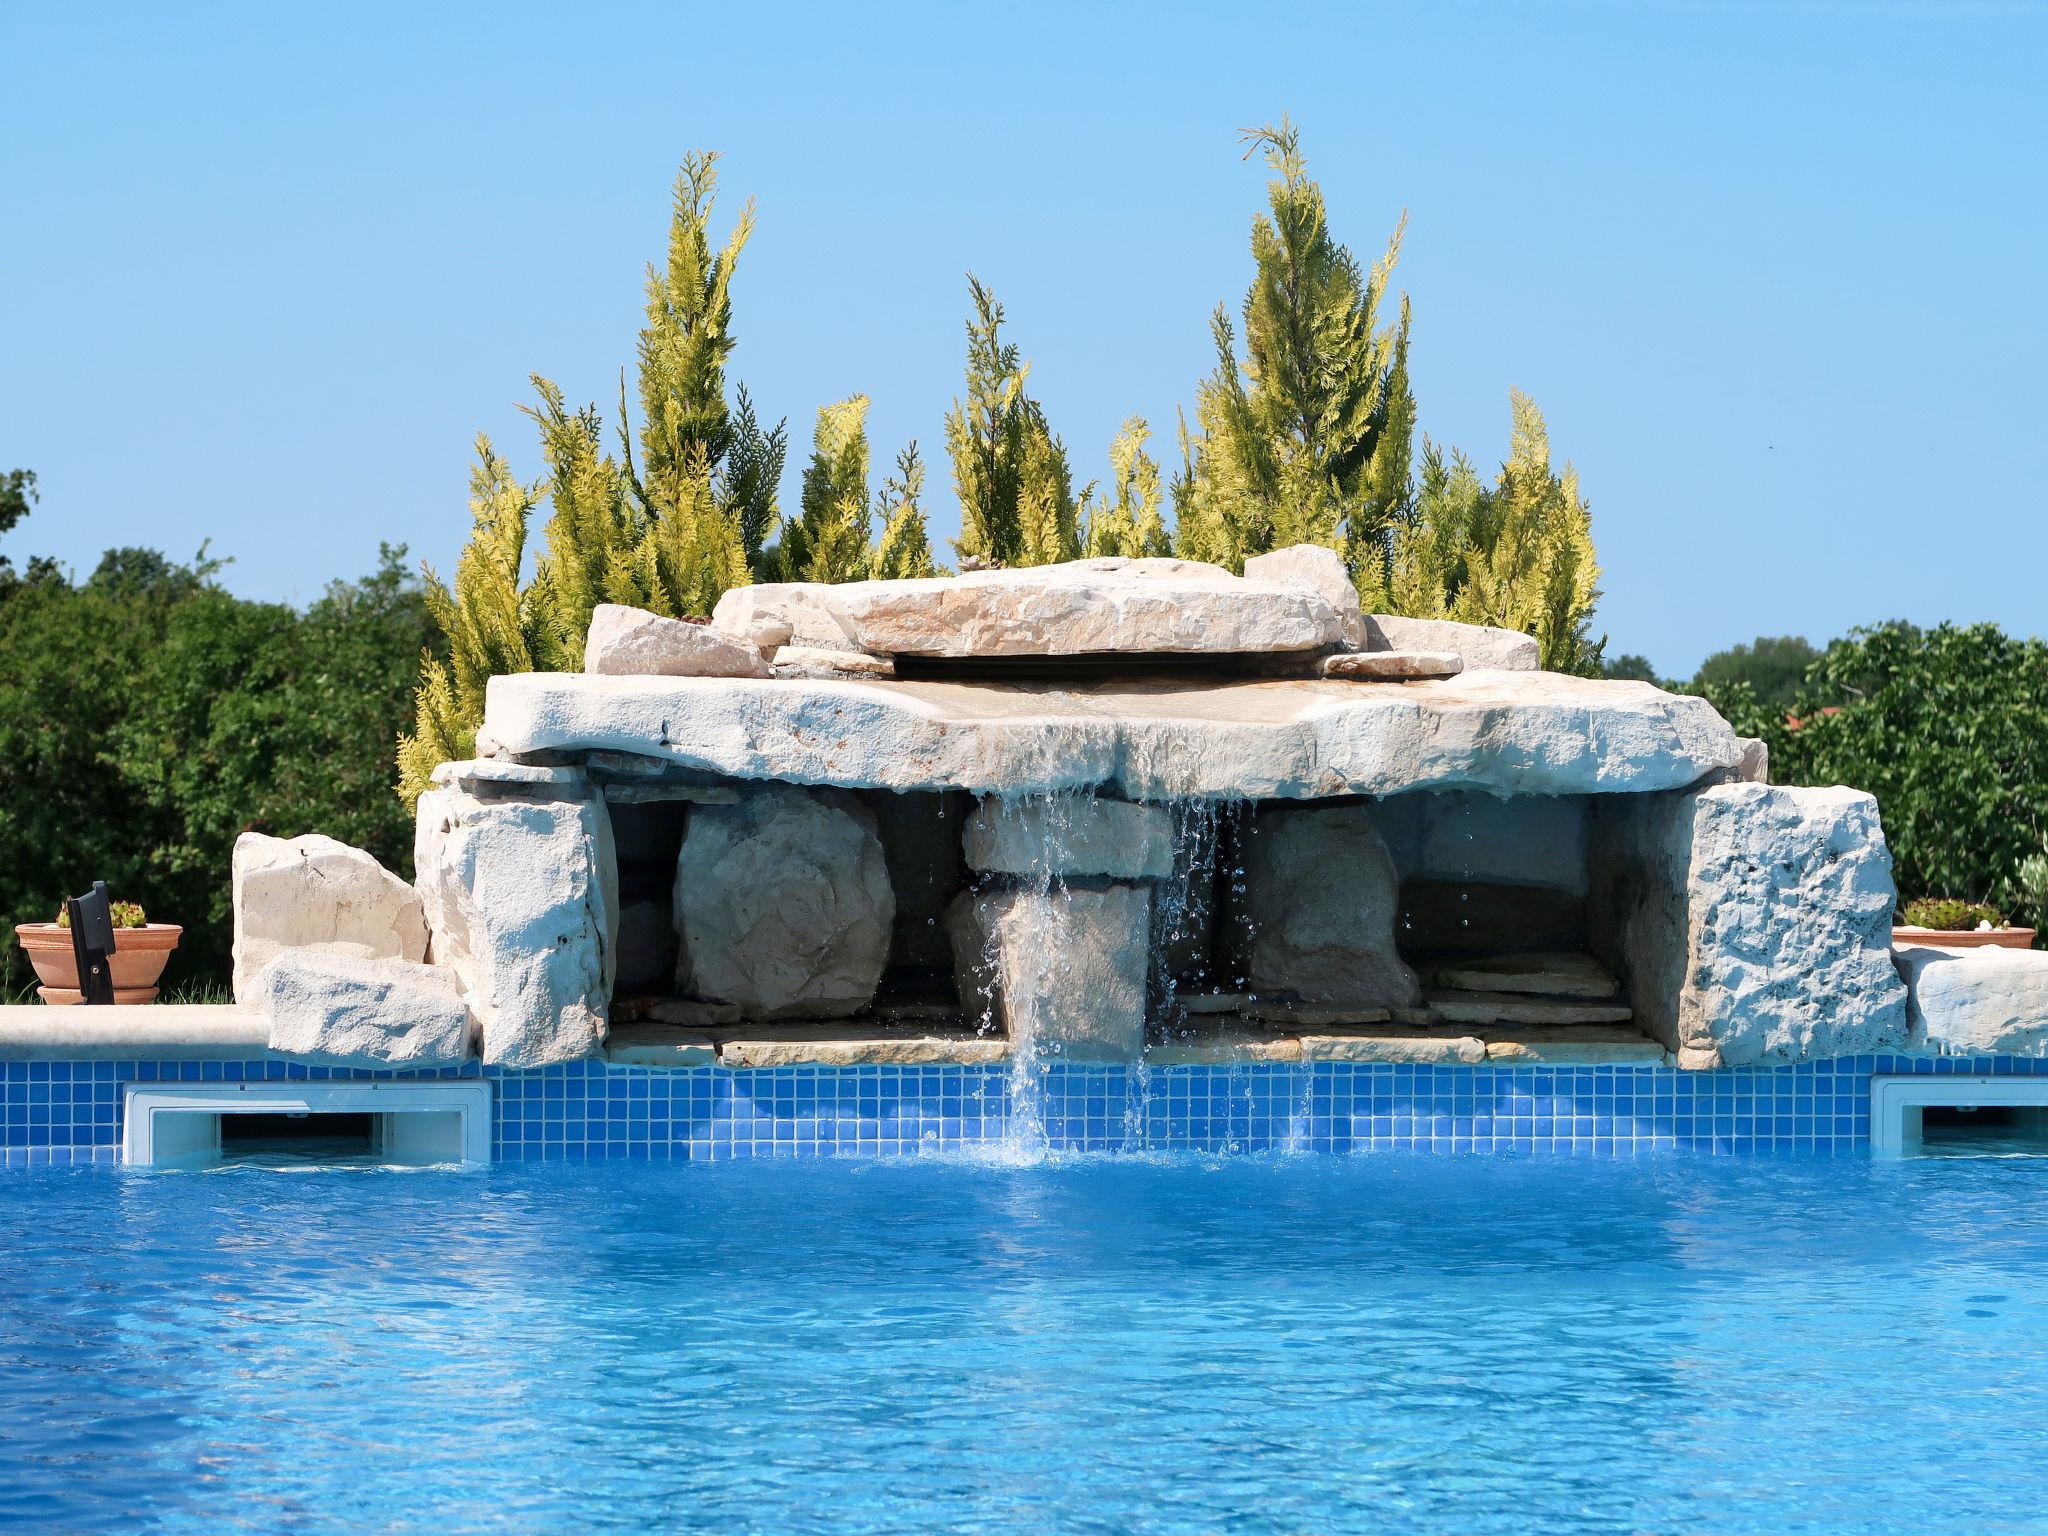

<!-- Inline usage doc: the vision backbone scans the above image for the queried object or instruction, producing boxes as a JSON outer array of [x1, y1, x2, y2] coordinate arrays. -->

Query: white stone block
[[946, 883, 1150, 1060], [260, 952, 473, 1071], [1244, 543, 1369, 650], [962, 794, 1174, 881], [584, 603, 771, 678], [1899, 943, 2048, 1056], [231, 832, 428, 1003]]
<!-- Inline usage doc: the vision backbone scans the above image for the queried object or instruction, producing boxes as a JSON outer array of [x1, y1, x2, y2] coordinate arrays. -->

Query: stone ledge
[[484, 669, 1743, 801], [0, 1004, 271, 1061]]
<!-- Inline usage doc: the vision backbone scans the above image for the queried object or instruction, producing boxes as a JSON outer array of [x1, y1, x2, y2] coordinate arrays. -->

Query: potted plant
[[12, 900, 184, 1004], [1892, 897, 2036, 951]]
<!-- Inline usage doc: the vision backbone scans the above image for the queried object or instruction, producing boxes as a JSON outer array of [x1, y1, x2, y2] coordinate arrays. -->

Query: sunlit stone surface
[[485, 670, 1744, 801]]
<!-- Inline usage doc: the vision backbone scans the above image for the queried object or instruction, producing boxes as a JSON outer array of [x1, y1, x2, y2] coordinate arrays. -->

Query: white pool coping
[[0, 1003, 270, 1061]]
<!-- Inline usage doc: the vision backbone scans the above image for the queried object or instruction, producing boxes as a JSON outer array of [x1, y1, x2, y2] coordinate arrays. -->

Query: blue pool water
[[4, 1155, 2047, 1534]]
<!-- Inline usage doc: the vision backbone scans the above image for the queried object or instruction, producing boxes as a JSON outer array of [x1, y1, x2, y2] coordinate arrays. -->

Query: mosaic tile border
[[9, 1053, 2048, 1164]]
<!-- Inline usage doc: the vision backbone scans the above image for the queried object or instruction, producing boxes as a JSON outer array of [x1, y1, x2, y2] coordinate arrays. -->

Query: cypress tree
[[1384, 391, 1604, 674], [1082, 418, 1170, 559], [779, 394, 875, 583], [397, 151, 779, 802], [872, 443, 939, 580], [944, 276, 1076, 567], [1176, 119, 1414, 583]]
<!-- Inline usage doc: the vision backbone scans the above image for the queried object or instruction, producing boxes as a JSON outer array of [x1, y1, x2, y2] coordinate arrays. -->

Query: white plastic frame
[[1869, 1074, 2048, 1157], [122, 1080, 492, 1167]]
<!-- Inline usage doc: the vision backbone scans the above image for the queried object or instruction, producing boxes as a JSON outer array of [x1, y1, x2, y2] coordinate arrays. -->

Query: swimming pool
[[3, 1154, 2044, 1534]]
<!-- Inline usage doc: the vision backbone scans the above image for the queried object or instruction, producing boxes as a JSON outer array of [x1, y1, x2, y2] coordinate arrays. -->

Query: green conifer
[[1082, 418, 1170, 559], [778, 394, 875, 583], [944, 277, 1076, 567], [1384, 391, 1604, 673], [1176, 119, 1414, 582], [397, 152, 778, 802], [872, 443, 939, 579]]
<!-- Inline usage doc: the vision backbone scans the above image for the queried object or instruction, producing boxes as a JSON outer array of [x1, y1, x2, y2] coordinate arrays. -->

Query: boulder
[[962, 794, 1174, 881], [673, 784, 894, 1019], [1898, 943, 2048, 1056], [946, 884, 1150, 1060], [259, 952, 473, 1071], [584, 603, 771, 679], [1322, 650, 1463, 681], [1238, 803, 1421, 1008], [231, 832, 429, 1003], [414, 768, 617, 1068], [1363, 614, 1539, 671], [1244, 543, 1369, 650], [739, 558, 1347, 658], [1589, 784, 1907, 1067]]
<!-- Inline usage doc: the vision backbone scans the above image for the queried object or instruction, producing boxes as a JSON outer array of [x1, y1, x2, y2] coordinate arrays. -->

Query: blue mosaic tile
[[5, 1051, 2047, 1163]]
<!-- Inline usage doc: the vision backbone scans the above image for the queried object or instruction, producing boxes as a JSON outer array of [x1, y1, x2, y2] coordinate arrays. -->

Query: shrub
[[55, 899, 146, 929]]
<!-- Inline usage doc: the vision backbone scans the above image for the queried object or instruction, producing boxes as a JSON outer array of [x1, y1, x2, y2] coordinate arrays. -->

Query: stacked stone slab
[[414, 760, 617, 1068], [259, 952, 474, 1070], [1589, 783, 1907, 1068], [947, 794, 1172, 1061]]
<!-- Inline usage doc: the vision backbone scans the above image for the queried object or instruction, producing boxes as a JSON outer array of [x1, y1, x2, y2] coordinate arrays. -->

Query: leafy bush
[[1899, 897, 2007, 932], [1, 542, 438, 993], [1707, 622, 2048, 926]]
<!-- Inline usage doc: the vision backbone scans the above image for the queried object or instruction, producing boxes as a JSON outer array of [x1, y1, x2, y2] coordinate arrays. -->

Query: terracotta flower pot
[[12, 922, 184, 1004], [1892, 925, 2037, 951]]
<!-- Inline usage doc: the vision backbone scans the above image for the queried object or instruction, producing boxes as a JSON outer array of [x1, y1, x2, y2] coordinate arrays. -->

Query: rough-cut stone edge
[[1479, 1028, 1667, 1065], [1431, 990, 1635, 1026], [1321, 650, 1464, 681], [1363, 614, 1540, 671], [483, 670, 1745, 801], [585, 603, 773, 679], [604, 1024, 719, 1067], [961, 795, 1175, 881], [717, 1026, 1011, 1068], [771, 646, 897, 680], [1298, 1027, 1486, 1064], [1433, 953, 1620, 999]]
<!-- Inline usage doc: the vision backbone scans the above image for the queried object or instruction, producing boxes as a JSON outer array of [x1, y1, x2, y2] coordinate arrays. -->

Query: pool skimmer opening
[[1871, 1075, 2048, 1157], [122, 1081, 491, 1168]]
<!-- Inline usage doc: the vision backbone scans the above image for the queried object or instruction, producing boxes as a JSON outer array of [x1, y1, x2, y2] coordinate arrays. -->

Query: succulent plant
[[53, 899, 148, 930], [1900, 896, 2007, 932]]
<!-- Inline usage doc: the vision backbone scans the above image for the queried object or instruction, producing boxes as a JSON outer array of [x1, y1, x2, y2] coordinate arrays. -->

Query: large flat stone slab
[[485, 670, 1743, 802], [1431, 991, 1635, 1026], [717, 557, 1346, 658]]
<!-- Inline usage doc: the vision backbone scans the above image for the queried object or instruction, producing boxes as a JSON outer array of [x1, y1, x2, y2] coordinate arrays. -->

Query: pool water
[[4, 1155, 2046, 1535]]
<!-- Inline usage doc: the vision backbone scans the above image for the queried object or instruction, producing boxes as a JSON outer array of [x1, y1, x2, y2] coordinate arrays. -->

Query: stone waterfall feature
[[229, 547, 1970, 1077]]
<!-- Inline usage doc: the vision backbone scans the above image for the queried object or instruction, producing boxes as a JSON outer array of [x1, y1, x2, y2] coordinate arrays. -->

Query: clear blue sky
[[4, 1, 2041, 676]]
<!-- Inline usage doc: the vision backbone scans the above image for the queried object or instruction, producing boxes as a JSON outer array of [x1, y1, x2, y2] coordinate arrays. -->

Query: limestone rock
[[260, 952, 473, 1071], [646, 997, 742, 1028], [711, 585, 854, 653], [716, 1025, 1009, 1069], [584, 603, 771, 679], [1148, 1031, 1305, 1065], [1589, 783, 1907, 1066], [771, 646, 895, 680], [1321, 650, 1463, 681], [231, 832, 428, 1003], [485, 668, 1745, 801], [946, 883, 1150, 1060], [1363, 614, 1539, 671], [1429, 990, 1634, 1026], [1239, 804, 1421, 1008], [414, 770, 617, 1068], [962, 794, 1174, 881], [1297, 1028, 1486, 1065], [1480, 1028, 1664, 1065], [1899, 943, 2048, 1056], [1245, 1003, 1393, 1027], [674, 784, 894, 1020], [1434, 951, 1618, 998], [1244, 543, 1369, 650], [604, 1024, 718, 1068], [761, 557, 1347, 658]]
